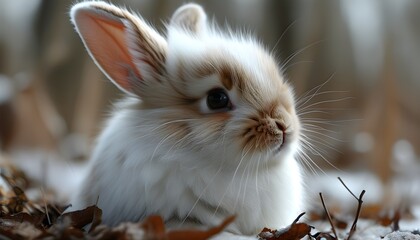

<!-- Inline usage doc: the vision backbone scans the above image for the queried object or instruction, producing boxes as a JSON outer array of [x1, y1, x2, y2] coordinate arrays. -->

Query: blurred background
[[0, 0, 419, 205]]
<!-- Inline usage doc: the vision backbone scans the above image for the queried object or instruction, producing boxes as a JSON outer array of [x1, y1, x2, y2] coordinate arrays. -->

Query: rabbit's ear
[[170, 3, 207, 35], [70, 2, 167, 96]]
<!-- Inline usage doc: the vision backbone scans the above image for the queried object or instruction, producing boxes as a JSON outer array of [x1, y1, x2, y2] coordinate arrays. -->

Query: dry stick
[[392, 210, 401, 231], [41, 187, 51, 226], [293, 212, 307, 224], [337, 177, 366, 240], [337, 177, 358, 200], [319, 193, 338, 239], [347, 190, 365, 240]]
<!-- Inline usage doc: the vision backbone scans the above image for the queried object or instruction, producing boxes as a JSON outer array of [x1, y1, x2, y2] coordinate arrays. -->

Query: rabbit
[[69, 1, 304, 236]]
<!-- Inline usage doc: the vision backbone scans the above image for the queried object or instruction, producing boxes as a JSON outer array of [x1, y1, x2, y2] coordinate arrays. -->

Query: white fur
[[71, 102, 303, 235], [69, 2, 304, 236]]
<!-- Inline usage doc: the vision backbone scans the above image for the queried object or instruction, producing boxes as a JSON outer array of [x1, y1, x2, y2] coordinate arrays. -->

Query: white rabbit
[[69, 1, 304, 235]]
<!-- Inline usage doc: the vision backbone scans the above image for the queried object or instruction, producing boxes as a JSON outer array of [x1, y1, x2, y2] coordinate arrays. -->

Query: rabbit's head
[[71, 2, 300, 170]]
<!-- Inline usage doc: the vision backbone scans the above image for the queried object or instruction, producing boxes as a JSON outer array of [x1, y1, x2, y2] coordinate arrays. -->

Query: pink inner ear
[[76, 10, 142, 92]]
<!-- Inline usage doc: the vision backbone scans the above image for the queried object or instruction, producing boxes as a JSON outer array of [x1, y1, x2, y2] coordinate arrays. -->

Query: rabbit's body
[[70, 1, 304, 235]]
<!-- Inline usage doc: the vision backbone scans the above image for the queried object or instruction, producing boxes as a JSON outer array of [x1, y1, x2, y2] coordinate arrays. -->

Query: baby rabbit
[[70, 1, 304, 235]]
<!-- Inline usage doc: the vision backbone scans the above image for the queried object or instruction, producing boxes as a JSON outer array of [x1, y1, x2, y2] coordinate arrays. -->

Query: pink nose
[[275, 121, 286, 146], [256, 118, 286, 146]]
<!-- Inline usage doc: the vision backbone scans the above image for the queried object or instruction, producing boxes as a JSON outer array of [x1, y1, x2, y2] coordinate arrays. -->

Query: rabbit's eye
[[207, 88, 231, 110]]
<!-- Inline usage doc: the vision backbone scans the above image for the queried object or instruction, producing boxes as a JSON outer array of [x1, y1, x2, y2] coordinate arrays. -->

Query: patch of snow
[[10, 150, 87, 202], [210, 232, 257, 240], [306, 171, 383, 210], [350, 221, 392, 240], [383, 231, 420, 240]]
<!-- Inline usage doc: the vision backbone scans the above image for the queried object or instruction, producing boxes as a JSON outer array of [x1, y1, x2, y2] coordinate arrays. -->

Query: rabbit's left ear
[[70, 1, 167, 96], [170, 3, 207, 35]]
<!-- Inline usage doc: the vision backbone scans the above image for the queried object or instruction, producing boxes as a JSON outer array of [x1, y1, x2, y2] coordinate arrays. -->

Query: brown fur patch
[[191, 62, 236, 91], [219, 67, 234, 90]]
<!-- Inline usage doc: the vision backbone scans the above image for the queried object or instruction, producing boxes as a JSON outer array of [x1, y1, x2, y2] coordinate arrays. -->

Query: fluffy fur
[[70, 1, 304, 235]]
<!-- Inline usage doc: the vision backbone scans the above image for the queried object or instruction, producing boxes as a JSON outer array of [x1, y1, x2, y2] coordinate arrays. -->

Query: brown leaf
[[166, 215, 236, 240], [57, 227, 85, 239], [88, 205, 103, 233], [141, 215, 235, 240], [0, 228, 26, 240], [0, 212, 44, 230], [258, 213, 312, 240], [141, 215, 166, 239], [95, 230, 128, 240], [58, 205, 102, 229], [258, 223, 312, 240]]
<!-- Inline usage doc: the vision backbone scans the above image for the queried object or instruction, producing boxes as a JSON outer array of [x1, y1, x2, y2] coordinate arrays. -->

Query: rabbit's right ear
[[170, 3, 207, 35], [70, 1, 167, 96]]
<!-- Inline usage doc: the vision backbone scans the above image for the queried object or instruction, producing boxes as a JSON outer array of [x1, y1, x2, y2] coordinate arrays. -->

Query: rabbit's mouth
[[272, 138, 286, 154], [271, 131, 297, 155]]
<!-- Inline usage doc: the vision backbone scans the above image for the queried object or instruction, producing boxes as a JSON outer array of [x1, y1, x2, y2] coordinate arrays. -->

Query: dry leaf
[[58, 205, 102, 229], [258, 213, 312, 240], [141, 215, 235, 240], [141, 215, 166, 239], [167, 215, 235, 240]]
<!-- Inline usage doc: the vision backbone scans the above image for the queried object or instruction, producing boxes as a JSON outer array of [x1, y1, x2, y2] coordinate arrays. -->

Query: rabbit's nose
[[257, 118, 286, 146], [275, 120, 287, 147]]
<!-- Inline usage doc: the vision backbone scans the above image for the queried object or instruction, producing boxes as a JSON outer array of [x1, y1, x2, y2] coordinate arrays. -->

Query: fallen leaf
[[166, 215, 235, 240], [0, 212, 44, 230], [258, 213, 312, 240], [58, 205, 102, 229], [141, 215, 166, 239]]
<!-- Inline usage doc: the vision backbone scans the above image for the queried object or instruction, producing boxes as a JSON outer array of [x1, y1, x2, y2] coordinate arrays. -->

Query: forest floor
[[1, 152, 419, 240]]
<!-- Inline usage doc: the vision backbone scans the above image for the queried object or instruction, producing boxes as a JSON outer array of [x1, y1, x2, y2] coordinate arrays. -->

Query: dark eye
[[207, 88, 230, 110]]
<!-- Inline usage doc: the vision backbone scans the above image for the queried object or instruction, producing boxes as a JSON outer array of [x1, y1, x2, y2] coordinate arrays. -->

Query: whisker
[[300, 137, 335, 157], [299, 146, 326, 174], [148, 130, 186, 163], [296, 90, 348, 107], [298, 110, 333, 116], [301, 140, 343, 172], [213, 145, 252, 218], [254, 154, 269, 227], [301, 128, 346, 143], [296, 149, 323, 176], [298, 97, 353, 113], [301, 118, 362, 127], [271, 19, 298, 56], [281, 60, 313, 72], [180, 161, 224, 225], [241, 152, 255, 207], [234, 156, 251, 212], [300, 123, 340, 134], [296, 73, 335, 109], [280, 40, 325, 72]]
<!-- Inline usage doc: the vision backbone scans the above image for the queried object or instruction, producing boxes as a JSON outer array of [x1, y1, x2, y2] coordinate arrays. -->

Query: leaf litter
[[1, 163, 419, 240]]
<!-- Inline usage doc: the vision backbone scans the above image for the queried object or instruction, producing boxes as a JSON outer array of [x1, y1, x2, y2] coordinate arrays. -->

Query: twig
[[319, 193, 338, 239], [293, 212, 306, 224], [347, 190, 365, 240], [41, 187, 51, 226], [392, 210, 400, 231], [337, 177, 357, 200], [338, 177, 366, 240]]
